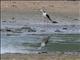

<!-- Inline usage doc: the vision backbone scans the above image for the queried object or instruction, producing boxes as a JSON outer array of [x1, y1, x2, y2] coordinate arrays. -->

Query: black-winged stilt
[[38, 36, 50, 50], [40, 9, 58, 23]]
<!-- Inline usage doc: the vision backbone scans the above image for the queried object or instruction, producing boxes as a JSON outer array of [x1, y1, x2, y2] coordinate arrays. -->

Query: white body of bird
[[41, 42, 46, 47], [43, 13, 47, 17], [38, 42, 46, 50]]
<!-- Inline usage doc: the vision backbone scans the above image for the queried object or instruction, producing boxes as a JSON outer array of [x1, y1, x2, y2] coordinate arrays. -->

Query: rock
[[62, 27, 67, 30], [11, 17, 15, 20], [2, 20, 6, 22], [55, 29, 61, 32], [73, 19, 79, 21]]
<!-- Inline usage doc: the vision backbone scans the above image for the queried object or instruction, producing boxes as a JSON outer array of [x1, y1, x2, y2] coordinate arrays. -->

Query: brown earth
[[1, 53, 80, 60], [1, 1, 80, 14]]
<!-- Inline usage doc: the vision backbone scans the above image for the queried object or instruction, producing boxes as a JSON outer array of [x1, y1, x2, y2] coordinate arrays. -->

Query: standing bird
[[40, 9, 58, 23], [38, 36, 50, 50]]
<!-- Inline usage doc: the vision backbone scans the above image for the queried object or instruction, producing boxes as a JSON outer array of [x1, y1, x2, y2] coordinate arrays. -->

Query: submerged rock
[[55, 29, 61, 32], [11, 17, 15, 20], [62, 27, 67, 30], [28, 29, 36, 32], [21, 26, 36, 32], [73, 18, 79, 21], [2, 20, 6, 22], [6, 29, 12, 32]]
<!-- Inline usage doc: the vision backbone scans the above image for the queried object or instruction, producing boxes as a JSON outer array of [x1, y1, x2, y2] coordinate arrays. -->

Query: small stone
[[73, 19, 79, 21], [11, 17, 15, 20]]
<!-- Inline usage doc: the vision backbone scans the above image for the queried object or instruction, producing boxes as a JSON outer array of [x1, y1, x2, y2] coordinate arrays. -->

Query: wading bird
[[38, 36, 50, 50], [40, 9, 58, 23]]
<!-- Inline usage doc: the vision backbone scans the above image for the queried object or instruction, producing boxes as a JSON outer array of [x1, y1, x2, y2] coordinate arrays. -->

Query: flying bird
[[40, 9, 58, 23]]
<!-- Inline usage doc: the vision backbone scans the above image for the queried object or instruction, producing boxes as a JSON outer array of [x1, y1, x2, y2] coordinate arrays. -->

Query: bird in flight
[[40, 9, 58, 23]]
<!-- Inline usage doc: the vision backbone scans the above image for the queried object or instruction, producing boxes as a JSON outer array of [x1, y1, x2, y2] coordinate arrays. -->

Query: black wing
[[46, 14, 58, 23], [52, 21, 58, 23], [46, 14, 52, 21]]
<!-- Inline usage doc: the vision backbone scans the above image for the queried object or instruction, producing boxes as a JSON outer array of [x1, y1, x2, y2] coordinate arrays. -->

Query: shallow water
[[1, 11, 80, 54], [1, 28, 80, 54], [1, 31, 80, 54]]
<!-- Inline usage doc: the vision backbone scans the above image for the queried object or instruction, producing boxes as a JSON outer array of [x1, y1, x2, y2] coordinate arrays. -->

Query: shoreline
[[1, 1, 80, 25], [1, 52, 80, 60]]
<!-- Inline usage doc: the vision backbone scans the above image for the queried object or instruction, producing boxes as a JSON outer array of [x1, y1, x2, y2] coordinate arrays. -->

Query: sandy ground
[[1, 1, 80, 14], [1, 53, 80, 60]]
